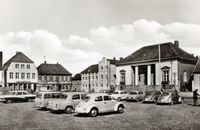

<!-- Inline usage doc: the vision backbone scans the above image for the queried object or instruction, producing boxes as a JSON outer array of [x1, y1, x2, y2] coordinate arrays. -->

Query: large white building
[[116, 41, 197, 92], [3, 52, 38, 91], [81, 57, 118, 92]]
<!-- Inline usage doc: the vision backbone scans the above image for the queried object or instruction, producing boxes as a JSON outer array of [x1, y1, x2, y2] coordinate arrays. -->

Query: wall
[[193, 74, 200, 91], [116, 65, 133, 86]]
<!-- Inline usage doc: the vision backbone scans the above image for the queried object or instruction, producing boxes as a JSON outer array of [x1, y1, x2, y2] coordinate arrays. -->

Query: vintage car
[[156, 91, 184, 105], [0, 91, 36, 103], [110, 90, 129, 101], [47, 92, 87, 113], [142, 90, 161, 103], [126, 90, 144, 102], [34, 91, 62, 109], [75, 93, 125, 117]]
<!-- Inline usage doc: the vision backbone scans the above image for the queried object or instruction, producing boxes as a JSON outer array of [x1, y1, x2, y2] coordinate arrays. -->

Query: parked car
[[126, 90, 144, 102], [0, 91, 36, 103], [47, 92, 87, 113], [110, 90, 129, 100], [142, 90, 161, 103], [75, 93, 125, 117], [156, 90, 184, 105], [99, 89, 113, 95], [34, 91, 62, 109]]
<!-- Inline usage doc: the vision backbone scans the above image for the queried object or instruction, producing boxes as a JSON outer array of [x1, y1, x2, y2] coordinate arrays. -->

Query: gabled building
[[116, 41, 197, 91], [3, 52, 38, 91], [81, 57, 118, 92], [192, 57, 200, 91], [71, 73, 81, 92], [37, 62, 72, 92]]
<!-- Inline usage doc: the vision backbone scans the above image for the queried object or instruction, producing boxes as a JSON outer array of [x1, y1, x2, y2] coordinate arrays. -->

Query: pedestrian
[[193, 89, 200, 106]]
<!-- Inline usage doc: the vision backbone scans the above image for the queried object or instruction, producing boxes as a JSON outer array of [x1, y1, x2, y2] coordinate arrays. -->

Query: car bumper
[[156, 100, 170, 104]]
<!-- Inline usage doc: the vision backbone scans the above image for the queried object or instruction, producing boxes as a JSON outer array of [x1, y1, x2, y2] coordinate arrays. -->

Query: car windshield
[[61, 94, 68, 99], [113, 92, 119, 94], [83, 96, 91, 102], [36, 93, 42, 99], [162, 92, 169, 96], [130, 92, 137, 95]]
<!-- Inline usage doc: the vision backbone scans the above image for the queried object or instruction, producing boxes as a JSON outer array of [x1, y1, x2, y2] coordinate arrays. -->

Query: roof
[[107, 59, 119, 65], [4, 52, 34, 69], [37, 63, 72, 76], [193, 58, 200, 74], [72, 73, 81, 80], [81, 64, 98, 74], [118, 42, 197, 65]]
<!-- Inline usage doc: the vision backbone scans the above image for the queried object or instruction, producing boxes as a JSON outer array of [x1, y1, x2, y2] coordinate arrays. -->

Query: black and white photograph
[[0, 0, 200, 130]]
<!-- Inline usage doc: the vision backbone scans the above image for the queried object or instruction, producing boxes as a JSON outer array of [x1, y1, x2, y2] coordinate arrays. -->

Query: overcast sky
[[1, 0, 200, 75]]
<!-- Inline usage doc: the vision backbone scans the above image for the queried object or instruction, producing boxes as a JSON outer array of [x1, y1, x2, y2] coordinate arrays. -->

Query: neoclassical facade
[[116, 41, 197, 91]]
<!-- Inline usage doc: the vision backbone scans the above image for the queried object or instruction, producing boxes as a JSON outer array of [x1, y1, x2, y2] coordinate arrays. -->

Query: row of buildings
[[0, 52, 72, 92], [1, 40, 200, 92], [72, 41, 200, 92]]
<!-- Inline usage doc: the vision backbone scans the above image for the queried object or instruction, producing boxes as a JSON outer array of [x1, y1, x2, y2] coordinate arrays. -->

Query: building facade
[[71, 73, 81, 92], [81, 57, 118, 92], [192, 57, 200, 91], [116, 41, 197, 92], [37, 62, 72, 92], [3, 52, 38, 91]]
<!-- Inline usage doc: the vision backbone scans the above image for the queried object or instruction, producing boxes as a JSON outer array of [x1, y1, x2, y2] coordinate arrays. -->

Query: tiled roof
[[4, 52, 34, 69], [193, 58, 200, 74], [81, 64, 98, 74], [72, 73, 81, 80], [37, 63, 72, 75], [118, 42, 197, 65]]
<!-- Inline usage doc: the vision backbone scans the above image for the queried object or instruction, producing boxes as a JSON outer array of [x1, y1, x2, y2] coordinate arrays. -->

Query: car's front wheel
[[118, 105, 124, 114], [64, 106, 73, 114], [89, 108, 98, 117]]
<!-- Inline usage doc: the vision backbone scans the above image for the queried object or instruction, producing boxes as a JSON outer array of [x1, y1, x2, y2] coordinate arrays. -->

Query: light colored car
[[126, 90, 144, 102], [142, 90, 161, 103], [75, 93, 125, 117], [0, 91, 36, 103], [34, 91, 62, 109], [47, 92, 87, 113], [156, 91, 183, 105], [110, 90, 129, 101]]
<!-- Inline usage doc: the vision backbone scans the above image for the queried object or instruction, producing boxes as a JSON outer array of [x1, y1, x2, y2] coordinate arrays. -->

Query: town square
[[1, 0, 200, 130]]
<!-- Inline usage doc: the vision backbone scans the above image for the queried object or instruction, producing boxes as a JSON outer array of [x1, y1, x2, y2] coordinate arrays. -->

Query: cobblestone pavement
[[0, 99, 200, 130]]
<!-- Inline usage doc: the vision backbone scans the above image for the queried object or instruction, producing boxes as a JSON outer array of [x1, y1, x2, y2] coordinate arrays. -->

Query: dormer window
[[15, 64, 19, 68]]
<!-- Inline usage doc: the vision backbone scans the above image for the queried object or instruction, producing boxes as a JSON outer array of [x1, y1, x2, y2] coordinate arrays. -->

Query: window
[[47, 76, 50, 81], [95, 96, 103, 102], [27, 64, 30, 69], [21, 73, 25, 79], [52, 93, 61, 98], [92, 76, 94, 79], [27, 73, 30, 79], [15, 72, 19, 79], [105, 65, 108, 69], [32, 73, 36, 79], [72, 94, 80, 100], [96, 76, 98, 79], [96, 84, 98, 87], [163, 70, 169, 82], [104, 96, 112, 101], [101, 83, 103, 87], [100, 66, 103, 71], [120, 70, 126, 84], [82, 77, 84, 80], [81, 94, 87, 99], [101, 75, 103, 79], [21, 64, 25, 69], [183, 71, 187, 82], [10, 72, 13, 79], [15, 64, 19, 68]]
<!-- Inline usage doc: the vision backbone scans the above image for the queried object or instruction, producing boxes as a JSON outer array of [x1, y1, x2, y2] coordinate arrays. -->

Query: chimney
[[16, 51, 21, 54], [174, 40, 179, 48], [120, 57, 123, 61], [113, 57, 116, 61], [0, 52, 2, 68], [44, 61, 47, 64]]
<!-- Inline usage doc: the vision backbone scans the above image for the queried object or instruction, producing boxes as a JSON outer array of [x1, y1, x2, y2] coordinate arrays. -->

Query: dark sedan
[[142, 90, 161, 103]]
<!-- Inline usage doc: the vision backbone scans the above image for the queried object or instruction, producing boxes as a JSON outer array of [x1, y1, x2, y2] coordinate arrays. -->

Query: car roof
[[62, 92, 87, 95], [37, 91, 62, 94], [86, 93, 109, 97]]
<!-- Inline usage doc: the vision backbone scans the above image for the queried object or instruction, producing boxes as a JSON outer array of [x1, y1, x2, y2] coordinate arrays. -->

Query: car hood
[[158, 95, 170, 101]]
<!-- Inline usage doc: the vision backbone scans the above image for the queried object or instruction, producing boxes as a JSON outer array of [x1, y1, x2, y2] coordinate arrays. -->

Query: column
[[135, 66, 139, 85], [147, 65, 151, 85]]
